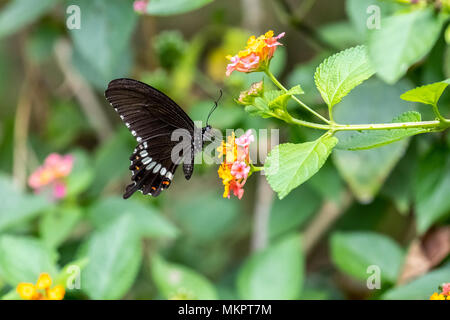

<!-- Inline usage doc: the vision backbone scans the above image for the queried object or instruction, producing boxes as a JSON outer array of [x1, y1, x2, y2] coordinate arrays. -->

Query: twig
[[251, 175, 275, 252], [241, 0, 264, 33], [302, 191, 353, 255], [54, 39, 113, 142], [12, 70, 33, 190]]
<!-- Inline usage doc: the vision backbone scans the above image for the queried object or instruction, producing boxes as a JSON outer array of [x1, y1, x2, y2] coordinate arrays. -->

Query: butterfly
[[105, 78, 218, 199]]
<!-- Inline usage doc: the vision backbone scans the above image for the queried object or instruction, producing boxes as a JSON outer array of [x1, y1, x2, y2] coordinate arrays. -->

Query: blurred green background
[[0, 0, 449, 300]]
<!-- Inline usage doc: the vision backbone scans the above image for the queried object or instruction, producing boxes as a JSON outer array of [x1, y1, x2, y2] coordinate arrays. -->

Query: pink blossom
[[133, 0, 148, 13], [229, 180, 245, 200], [226, 53, 260, 76], [52, 182, 67, 199], [236, 129, 255, 147], [442, 283, 450, 295], [231, 161, 250, 180], [28, 153, 74, 200]]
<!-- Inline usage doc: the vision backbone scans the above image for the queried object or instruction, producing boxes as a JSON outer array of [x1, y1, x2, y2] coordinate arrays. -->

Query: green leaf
[[382, 264, 450, 300], [0, 235, 58, 286], [337, 111, 426, 150], [66, 150, 94, 197], [146, 0, 213, 16], [346, 0, 401, 37], [368, 8, 445, 84], [68, 0, 137, 85], [151, 255, 217, 299], [54, 258, 88, 288], [172, 191, 239, 241], [87, 129, 132, 197], [414, 147, 450, 234], [314, 45, 374, 109], [400, 79, 450, 106], [40, 207, 82, 249], [0, 175, 51, 232], [287, 54, 328, 106], [82, 214, 142, 299], [333, 78, 415, 203], [265, 135, 338, 199], [88, 197, 178, 239], [237, 234, 304, 300], [330, 232, 404, 284], [0, 0, 58, 38], [269, 186, 321, 240]]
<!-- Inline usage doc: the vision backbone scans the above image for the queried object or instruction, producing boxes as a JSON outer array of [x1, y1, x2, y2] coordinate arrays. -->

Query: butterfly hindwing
[[105, 78, 197, 199]]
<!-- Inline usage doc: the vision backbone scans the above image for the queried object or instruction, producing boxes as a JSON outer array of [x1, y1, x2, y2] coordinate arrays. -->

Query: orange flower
[[226, 30, 285, 76], [17, 273, 65, 300], [217, 131, 254, 199]]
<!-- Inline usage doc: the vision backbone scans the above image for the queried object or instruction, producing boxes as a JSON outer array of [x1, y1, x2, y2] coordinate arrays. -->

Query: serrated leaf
[[400, 79, 450, 106], [333, 78, 415, 203], [151, 255, 217, 299], [314, 45, 374, 109], [368, 8, 445, 84], [337, 111, 426, 150], [330, 232, 404, 284], [265, 135, 338, 199], [146, 0, 213, 16], [237, 234, 304, 299], [268, 85, 304, 110]]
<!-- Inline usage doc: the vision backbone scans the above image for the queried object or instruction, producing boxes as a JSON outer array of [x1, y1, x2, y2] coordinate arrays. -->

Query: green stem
[[432, 103, 447, 123], [264, 69, 331, 124], [262, 69, 450, 133]]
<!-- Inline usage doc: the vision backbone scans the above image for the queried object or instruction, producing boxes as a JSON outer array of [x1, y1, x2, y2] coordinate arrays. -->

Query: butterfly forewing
[[105, 78, 197, 199]]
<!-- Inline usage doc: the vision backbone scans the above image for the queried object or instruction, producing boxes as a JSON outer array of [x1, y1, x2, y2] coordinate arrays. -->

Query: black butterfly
[[105, 78, 217, 199]]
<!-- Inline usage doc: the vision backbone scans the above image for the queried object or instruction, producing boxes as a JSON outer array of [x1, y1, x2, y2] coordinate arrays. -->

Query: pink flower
[[226, 53, 260, 76], [442, 283, 450, 295], [231, 161, 250, 180], [229, 181, 245, 200], [226, 30, 285, 76], [133, 0, 148, 13], [235, 129, 255, 148], [28, 153, 74, 200]]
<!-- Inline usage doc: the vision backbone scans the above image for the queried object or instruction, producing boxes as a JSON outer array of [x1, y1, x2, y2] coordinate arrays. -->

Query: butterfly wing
[[105, 78, 196, 198]]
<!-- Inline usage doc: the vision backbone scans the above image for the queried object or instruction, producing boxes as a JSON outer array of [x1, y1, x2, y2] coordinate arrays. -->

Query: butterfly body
[[105, 78, 213, 199]]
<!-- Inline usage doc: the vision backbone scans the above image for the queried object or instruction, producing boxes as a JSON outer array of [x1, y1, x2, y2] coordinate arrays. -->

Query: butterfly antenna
[[206, 89, 222, 126]]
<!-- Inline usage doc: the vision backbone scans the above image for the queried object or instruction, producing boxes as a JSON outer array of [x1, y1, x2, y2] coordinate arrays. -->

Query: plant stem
[[263, 70, 450, 133], [265, 69, 331, 124]]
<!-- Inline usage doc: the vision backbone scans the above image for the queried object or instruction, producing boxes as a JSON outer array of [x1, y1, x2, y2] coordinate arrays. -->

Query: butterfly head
[[202, 125, 214, 142]]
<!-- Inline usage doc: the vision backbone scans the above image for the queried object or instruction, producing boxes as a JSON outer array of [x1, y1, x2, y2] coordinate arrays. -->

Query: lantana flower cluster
[[217, 130, 255, 199], [16, 273, 65, 300], [133, 0, 149, 13], [430, 283, 450, 300], [226, 30, 285, 76], [28, 153, 73, 200]]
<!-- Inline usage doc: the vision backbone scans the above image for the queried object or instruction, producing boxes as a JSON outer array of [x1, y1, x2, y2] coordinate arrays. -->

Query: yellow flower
[[430, 292, 446, 300], [47, 285, 65, 300], [36, 272, 52, 290], [16, 273, 65, 300], [17, 283, 37, 300]]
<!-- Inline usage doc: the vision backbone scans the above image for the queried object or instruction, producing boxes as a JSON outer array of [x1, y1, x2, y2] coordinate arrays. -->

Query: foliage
[[0, 0, 449, 301]]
